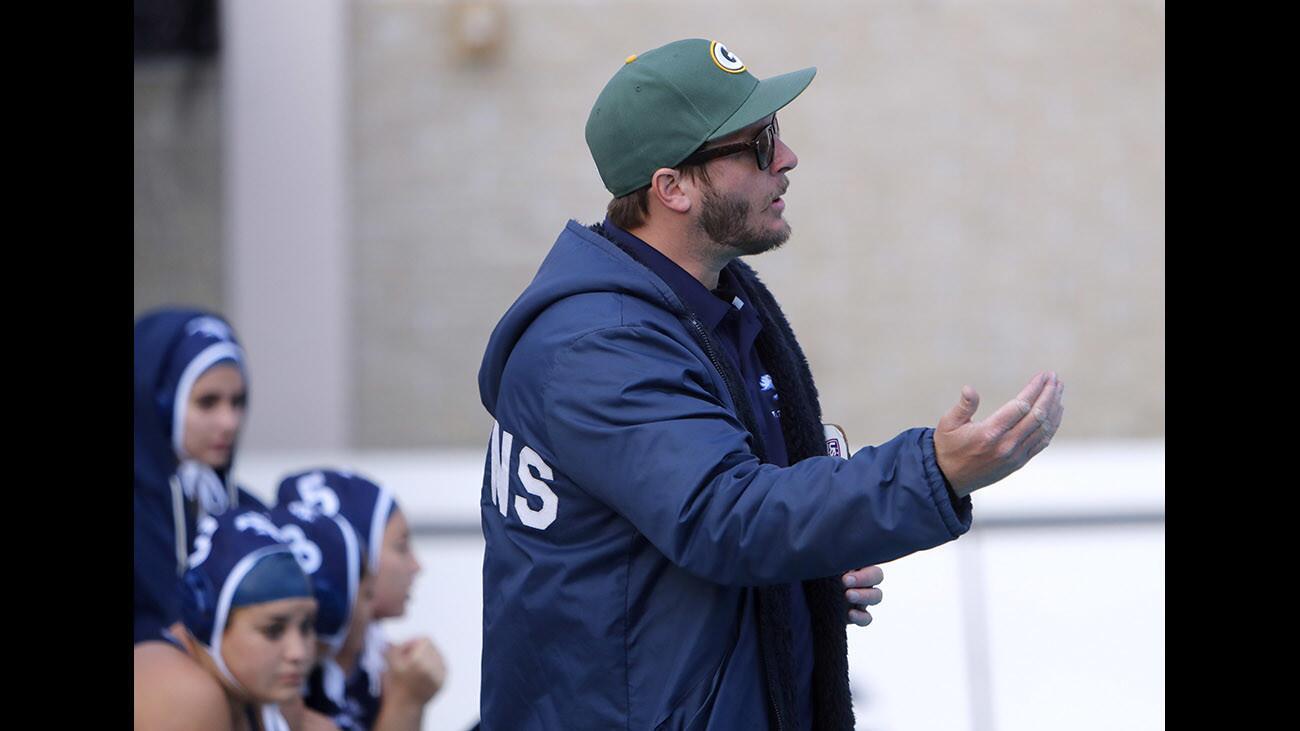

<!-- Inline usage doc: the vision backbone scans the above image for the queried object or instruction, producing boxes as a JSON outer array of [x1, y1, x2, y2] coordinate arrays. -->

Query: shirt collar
[[602, 216, 733, 330]]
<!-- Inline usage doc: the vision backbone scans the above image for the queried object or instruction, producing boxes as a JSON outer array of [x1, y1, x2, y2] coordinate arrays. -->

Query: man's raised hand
[[933, 371, 1064, 498]]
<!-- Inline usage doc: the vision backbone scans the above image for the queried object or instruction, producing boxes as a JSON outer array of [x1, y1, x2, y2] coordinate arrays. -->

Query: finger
[[1014, 399, 1064, 463], [1043, 383, 1064, 435], [937, 386, 980, 432], [1023, 430, 1052, 461], [416, 652, 441, 675], [847, 608, 873, 626], [982, 372, 1047, 435], [416, 643, 439, 664], [983, 396, 1032, 437], [1027, 373, 1060, 432], [846, 587, 883, 606], [842, 565, 884, 588], [1005, 374, 1062, 448], [1029, 400, 1065, 459]]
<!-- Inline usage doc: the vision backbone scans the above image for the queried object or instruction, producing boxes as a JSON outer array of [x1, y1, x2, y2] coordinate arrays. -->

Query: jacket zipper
[[686, 315, 787, 731], [762, 611, 789, 731], [684, 316, 768, 464]]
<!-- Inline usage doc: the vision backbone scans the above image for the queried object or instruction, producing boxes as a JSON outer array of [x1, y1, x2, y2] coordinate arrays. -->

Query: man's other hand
[[842, 565, 884, 627]]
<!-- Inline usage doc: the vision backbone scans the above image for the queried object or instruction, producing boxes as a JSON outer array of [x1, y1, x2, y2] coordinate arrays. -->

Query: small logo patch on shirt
[[824, 423, 851, 459]]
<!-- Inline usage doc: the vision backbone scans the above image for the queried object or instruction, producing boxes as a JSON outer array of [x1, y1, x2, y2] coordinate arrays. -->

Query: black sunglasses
[[680, 116, 780, 171]]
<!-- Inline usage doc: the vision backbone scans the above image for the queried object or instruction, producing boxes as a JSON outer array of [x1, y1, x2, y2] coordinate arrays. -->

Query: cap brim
[[708, 66, 817, 141]]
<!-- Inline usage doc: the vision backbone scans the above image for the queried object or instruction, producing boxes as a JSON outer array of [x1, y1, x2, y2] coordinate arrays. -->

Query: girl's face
[[373, 508, 421, 620], [222, 597, 317, 703], [183, 364, 246, 468]]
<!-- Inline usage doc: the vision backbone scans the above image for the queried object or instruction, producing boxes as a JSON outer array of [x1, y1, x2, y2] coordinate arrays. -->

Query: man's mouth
[[772, 183, 788, 205]]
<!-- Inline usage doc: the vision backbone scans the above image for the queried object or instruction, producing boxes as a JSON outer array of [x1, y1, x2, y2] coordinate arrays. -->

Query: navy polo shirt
[[603, 217, 815, 728]]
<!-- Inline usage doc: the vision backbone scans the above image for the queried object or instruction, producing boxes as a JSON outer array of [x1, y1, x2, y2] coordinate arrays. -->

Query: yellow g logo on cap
[[710, 41, 746, 74]]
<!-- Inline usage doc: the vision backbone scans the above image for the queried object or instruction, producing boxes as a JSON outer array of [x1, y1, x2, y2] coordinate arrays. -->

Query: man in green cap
[[477, 38, 1064, 730]]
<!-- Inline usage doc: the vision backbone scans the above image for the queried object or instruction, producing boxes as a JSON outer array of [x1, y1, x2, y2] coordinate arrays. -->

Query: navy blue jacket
[[478, 221, 972, 730]]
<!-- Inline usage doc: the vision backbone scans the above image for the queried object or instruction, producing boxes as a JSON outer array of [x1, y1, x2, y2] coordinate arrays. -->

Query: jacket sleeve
[[541, 324, 972, 587]]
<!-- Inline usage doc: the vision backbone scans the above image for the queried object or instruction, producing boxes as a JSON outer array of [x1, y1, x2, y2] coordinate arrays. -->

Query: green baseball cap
[[585, 38, 817, 197]]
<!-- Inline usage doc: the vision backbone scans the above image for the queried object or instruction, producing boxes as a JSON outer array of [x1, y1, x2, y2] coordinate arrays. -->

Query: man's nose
[[773, 136, 798, 174]]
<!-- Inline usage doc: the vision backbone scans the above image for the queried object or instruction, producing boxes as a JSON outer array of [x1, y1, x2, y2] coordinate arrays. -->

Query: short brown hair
[[606, 162, 714, 230]]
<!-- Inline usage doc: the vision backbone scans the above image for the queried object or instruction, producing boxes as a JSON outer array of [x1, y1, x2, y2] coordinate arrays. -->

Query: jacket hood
[[478, 220, 688, 416]]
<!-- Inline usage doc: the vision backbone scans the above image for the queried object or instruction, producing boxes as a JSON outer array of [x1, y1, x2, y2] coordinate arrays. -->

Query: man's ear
[[648, 167, 694, 214]]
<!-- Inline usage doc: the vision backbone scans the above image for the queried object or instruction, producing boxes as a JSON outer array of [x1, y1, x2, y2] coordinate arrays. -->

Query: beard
[[696, 185, 791, 257]]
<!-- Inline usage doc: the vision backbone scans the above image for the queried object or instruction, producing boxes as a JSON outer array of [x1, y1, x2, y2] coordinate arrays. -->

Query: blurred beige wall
[[134, 59, 224, 316], [351, 0, 1163, 447], [135, 0, 1164, 449]]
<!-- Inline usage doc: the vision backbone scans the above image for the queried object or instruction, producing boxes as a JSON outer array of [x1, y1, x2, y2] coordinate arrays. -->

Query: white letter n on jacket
[[489, 420, 558, 530]]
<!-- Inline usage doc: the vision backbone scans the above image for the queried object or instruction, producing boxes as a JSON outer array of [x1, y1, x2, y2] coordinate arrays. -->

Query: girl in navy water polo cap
[[134, 508, 319, 731], [277, 469, 446, 730], [135, 308, 271, 644]]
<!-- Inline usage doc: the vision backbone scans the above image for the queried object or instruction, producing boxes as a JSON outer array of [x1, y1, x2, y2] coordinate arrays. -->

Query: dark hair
[[606, 161, 714, 230]]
